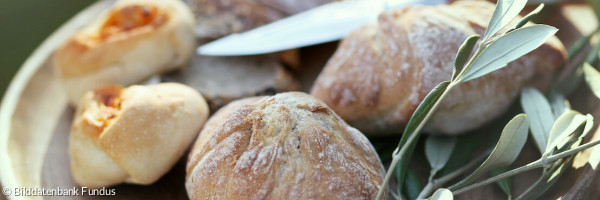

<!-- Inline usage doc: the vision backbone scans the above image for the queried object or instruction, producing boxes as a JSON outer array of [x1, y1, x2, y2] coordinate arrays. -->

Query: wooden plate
[[0, 1, 599, 199]]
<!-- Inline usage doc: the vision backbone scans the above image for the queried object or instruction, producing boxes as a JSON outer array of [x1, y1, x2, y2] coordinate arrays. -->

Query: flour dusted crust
[[70, 83, 209, 188], [185, 92, 385, 199], [310, 1, 567, 135], [54, 0, 195, 106]]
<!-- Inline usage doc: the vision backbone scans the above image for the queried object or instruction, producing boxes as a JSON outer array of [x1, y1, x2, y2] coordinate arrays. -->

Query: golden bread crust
[[185, 92, 385, 200], [310, 1, 566, 135]]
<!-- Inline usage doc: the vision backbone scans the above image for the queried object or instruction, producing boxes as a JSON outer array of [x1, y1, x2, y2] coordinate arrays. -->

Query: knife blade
[[197, 0, 448, 56]]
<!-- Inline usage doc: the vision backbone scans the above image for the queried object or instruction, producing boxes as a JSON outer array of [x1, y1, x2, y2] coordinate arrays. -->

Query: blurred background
[[0, 0, 94, 103]]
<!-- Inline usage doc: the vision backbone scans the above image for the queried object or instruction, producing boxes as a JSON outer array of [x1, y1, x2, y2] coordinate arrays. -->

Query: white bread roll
[[54, 0, 195, 106], [70, 83, 209, 188]]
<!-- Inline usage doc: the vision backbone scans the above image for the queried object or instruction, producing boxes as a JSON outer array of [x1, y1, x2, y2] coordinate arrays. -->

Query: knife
[[197, 0, 448, 56]]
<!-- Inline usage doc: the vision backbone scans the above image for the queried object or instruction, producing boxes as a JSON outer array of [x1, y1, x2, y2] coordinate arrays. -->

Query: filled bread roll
[[54, 0, 196, 106], [185, 92, 385, 199], [310, 1, 567, 135], [70, 83, 209, 188], [162, 55, 300, 112]]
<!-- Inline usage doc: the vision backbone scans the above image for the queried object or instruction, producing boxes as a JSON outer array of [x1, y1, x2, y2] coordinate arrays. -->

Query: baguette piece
[[310, 1, 566, 135], [70, 83, 209, 188], [54, 0, 196, 106], [185, 92, 385, 199]]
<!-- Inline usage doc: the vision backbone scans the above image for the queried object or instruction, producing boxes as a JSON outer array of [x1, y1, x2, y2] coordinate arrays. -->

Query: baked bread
[[54, 0, 196, 106], [162, 55, 300, 112], [310, 1, 567, 135], [188, 0, 339, 38], [69, 83, 209, 188], [185, 92, 385, 199]]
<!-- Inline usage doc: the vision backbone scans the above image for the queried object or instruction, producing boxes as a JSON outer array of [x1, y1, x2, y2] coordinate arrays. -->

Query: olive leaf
[[453, 35, 480, 81], [589, 137, 600, 169], [567, 34, 592, 60], [460, 25, 558, 82], [545, 110, 586, 154], [399, 81, 451, 148], [522, 158, 574, 200], [425, 136, 457, 180], [394, 81, 451, 194], [585, 40, 600, 64], [520, 87, 554, 154], [428, 188, 453, 200], [586, 0, 600, 24], [483, 0, 528, 40], [549, 93, 570, 120], [490, 166, 512, 198], [583, 63, 600, 100], [402, 169, 423, 200], [439, 132, 483, 176], [515, 3, 545, 29], [449, 114, 529, 189]]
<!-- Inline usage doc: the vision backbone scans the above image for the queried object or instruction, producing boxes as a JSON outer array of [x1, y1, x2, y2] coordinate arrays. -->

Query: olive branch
[[374, 0, 600, 199]]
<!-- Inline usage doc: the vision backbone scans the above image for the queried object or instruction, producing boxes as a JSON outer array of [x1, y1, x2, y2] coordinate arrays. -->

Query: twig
[[452, 138, 600, 195], [417, 150, 490, 199]]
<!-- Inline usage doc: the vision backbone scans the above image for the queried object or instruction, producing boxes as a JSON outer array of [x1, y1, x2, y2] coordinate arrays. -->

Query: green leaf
[[400, 81, 451, 148], [402, 169, 423, 200], [589, 137, 600, 170], [581, 114, 594, 140], [396, 139, 420, 196], [585, 40, 600, 64], [490, 166, 512, 197], [450, 114, 529, 188], [549, 93, 570, 120], [515, 4, 545, 29], [460, 25, 558, 82], [545, 110, 586, 154], [428, 188, 453, 200], [520, 87, 554, 154], [586, 0, 600, 24], [583, 62, 600, 101], [557, 64, 585, 96], [425, 135, 457, 180], [395, 81, 451, 194], [484, 0, 528, 40], [555, 114, 593, 151], [453, 35, 480, 81], [567, 34, 591, 60], [525, 158, 574, 200], [439, 132, 483, 176]]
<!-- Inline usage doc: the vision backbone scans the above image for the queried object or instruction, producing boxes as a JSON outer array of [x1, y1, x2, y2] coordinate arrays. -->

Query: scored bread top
[[185, 92, 385, 200]]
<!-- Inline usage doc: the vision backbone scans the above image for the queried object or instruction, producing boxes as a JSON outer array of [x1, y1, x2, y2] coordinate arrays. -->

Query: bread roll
[[310, 1, 567, 135], [69, 83, 209, 188], [162, 55, 300, 112], [54, 0, 196, 106], [185, 92, 385, 199]]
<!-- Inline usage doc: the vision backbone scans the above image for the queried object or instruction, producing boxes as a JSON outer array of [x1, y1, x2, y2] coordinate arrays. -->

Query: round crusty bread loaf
[[54, 0, 196, 106], [70, 83, 209, 188], [310, 1, 567, 135], [185, 92, 385, 199]]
